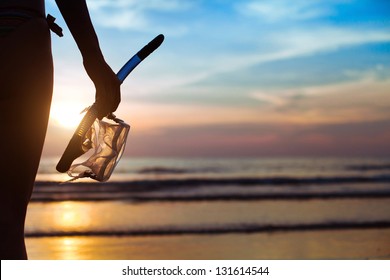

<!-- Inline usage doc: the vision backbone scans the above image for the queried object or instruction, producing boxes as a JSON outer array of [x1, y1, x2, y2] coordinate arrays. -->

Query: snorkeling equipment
[[64, 114, 130, 182], [56, 34, 164, 181]]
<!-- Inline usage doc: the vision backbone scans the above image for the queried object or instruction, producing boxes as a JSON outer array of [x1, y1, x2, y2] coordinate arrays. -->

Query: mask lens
[[67, 117, 130, 182]]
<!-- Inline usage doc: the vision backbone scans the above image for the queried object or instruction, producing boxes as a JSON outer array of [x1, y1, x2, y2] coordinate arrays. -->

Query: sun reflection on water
[[58, 237, 80, 259], [54, 201, 92, 231]]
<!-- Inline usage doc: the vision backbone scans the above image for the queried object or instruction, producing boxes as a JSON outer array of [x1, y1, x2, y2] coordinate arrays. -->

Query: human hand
[[83, 57, 121, 119]]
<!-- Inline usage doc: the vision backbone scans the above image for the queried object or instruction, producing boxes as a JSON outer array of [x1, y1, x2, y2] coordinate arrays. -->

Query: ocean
[[25, 157, 390, 259]]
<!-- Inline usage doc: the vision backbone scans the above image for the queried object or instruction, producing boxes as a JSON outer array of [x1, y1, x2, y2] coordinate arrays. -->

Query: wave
[[35, 174, 390, 187], [30, 190, 390, 202], [346, 164, 390, 172], [137, 167, 189, 174], [134, 166, 226, 175], [31, 175, 390, 202], [24, 220, 390, 238]]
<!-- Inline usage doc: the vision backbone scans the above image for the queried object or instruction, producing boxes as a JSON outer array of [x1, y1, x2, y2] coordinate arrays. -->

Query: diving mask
[[66, 113, 130, 182]]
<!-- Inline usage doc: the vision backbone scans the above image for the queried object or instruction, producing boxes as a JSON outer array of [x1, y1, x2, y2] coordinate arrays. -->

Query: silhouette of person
[[0, 0, 120, 259]]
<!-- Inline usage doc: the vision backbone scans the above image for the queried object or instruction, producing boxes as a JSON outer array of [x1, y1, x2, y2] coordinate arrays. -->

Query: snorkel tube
[[56, 34, 164, 173]]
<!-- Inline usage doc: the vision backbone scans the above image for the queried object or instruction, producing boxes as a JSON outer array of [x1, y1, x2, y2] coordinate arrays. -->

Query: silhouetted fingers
[[95, 79, 121, 119]]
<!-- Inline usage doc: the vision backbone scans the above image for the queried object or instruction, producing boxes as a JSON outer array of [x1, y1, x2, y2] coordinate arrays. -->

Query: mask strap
[[66, 163, 97, 182]]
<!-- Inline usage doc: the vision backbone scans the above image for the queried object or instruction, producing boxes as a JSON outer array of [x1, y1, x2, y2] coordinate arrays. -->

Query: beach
[[26, 229, 390, 260], [25, 157, 390, 260]]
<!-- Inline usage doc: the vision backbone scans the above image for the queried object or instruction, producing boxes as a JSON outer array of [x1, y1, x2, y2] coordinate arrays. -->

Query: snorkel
[[56, 34, 164, 174]]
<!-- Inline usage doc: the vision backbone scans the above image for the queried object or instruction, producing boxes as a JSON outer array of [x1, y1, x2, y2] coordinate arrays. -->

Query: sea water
[[26, 157, 390, 237]]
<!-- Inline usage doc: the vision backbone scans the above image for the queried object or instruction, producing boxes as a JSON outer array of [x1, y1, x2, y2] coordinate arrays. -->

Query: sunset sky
[[43, 0, 390, 158]]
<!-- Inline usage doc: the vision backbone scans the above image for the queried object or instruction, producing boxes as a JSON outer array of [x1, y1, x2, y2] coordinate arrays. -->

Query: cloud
[[237, 0, 349, 22], [240, 1, 325, 22], [250, 92, 287, 107], [87, 0, 188, 10], [50, 1, 390, 99], [86, 0, 192, 31], [344, 64, 390, 80], [121, 120, 390, 157], [250, 72, 390, 124], [232, 27, 390, 72], [270, 27, 390, 56], [154, 26, 390, 93]]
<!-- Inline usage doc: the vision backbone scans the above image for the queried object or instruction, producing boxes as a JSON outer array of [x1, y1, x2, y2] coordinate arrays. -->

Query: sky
[[43, 0, 390, 158]]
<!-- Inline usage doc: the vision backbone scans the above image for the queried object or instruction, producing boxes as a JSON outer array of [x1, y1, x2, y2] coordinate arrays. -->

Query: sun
[[50, 102, 86, 129]]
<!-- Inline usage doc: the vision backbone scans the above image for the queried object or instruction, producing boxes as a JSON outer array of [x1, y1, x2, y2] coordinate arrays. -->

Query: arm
[[55, 0, 120, 119]]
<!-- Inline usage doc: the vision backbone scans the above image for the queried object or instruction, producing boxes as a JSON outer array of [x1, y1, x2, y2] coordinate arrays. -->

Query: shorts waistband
[[0, 8, 62, 37], [0, 7, 44, 18]]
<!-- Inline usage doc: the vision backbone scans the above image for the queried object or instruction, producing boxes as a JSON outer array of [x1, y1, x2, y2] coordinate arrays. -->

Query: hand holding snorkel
[[56, 34, 165, 181], [83, 57, 121, 120]]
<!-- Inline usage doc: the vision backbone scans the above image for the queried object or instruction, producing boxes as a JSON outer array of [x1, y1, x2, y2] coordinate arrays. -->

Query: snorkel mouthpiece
[[56, 34, 165, 176]]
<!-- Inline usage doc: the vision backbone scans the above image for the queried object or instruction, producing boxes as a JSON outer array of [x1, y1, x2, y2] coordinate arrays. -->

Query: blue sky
[[43, 0, 390, 157]]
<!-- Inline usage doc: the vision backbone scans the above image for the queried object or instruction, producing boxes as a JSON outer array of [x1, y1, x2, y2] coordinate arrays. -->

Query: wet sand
[[26, 228, 390, 260]]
